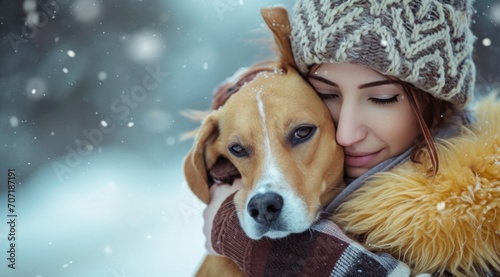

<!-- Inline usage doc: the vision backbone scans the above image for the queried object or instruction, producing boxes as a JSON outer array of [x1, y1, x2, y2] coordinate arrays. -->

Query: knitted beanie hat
[[291, 0, 476, 107]]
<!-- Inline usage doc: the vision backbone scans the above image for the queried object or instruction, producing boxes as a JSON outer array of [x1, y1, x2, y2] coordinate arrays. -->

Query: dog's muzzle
[[247, 192, 284, 225], [244, 192, 292, 238]]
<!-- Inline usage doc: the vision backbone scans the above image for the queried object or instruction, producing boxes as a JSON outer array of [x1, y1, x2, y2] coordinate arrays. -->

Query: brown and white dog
[[183, 6, 344, 276]]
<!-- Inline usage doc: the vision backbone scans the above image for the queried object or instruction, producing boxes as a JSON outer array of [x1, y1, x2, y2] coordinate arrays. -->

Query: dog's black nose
[[247, 192, 283, 225]]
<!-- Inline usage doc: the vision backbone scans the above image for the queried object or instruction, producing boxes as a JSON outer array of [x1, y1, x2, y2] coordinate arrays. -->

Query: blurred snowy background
[[0, 1, 498, 276]]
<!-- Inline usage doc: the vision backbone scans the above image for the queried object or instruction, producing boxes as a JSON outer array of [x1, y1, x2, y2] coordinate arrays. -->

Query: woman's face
[[308, 63, 420, 178]]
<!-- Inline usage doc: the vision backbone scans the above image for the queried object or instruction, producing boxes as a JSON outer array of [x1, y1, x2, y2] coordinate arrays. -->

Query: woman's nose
[[335, 106, 367, 147]]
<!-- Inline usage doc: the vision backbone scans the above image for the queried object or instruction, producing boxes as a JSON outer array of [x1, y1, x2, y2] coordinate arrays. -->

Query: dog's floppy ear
[[183, 113, 219, 204], [261, 6, 296, 68]]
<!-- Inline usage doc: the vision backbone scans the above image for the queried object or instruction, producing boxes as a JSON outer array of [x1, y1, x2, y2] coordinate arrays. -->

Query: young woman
[[202, 0, 500, 276]]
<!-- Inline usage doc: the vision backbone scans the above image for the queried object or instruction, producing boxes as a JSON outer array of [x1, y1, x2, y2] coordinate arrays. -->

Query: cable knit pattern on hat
[[291, 0, 476, 107]]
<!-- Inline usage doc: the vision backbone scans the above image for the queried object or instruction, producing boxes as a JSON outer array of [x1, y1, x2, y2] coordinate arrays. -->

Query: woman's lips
[[344, 151, 381, 168]]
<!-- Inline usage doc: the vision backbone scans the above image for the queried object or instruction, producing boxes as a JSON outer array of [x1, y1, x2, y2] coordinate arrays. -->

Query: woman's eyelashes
[[316, 91, 400, 105], [369, 95, 399, 105], [316, 92, 339, 100]]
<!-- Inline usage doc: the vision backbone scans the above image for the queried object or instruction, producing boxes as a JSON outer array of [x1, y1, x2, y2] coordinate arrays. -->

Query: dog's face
[[184, 65, 344, 239]]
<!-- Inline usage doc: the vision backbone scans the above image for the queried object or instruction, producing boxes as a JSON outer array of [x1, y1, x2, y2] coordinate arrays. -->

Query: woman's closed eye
[[369, 94, 399, 105], [316, 92, 339, 100]]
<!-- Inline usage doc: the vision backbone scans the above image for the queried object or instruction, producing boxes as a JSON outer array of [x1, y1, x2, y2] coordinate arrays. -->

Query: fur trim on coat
[[333, 95, 500, 276]]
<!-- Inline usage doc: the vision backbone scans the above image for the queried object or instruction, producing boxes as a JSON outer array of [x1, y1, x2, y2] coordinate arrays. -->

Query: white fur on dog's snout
[[239, 91, 313, 240], [242, 182, 312, 239]]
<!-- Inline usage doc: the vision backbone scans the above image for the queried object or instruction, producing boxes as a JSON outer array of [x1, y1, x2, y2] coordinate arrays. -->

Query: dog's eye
[[295, 126, 313, 138], [291, 125, 316, 146], [229, 144, 248, 157]]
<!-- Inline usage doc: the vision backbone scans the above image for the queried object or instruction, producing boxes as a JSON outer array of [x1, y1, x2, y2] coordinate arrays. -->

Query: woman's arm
[[205, 185, 412, 277], [203, 181, 242, 256]]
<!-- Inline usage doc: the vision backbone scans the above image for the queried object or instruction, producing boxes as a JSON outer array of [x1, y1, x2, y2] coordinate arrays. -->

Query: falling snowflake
[[98, 71, 107, 81], [67, 50, 76, 58], [10, 116, 19, 128]]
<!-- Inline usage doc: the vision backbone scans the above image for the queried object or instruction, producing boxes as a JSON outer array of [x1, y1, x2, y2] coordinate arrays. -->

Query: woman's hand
[[203, 178, 243, 255]]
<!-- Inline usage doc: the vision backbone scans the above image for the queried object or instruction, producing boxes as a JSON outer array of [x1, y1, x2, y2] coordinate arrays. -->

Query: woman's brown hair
[[399, 82, 457, 175]]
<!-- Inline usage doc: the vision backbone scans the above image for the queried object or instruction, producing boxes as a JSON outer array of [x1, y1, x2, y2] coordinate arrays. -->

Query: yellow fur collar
[[333, 95, 500, 276]]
